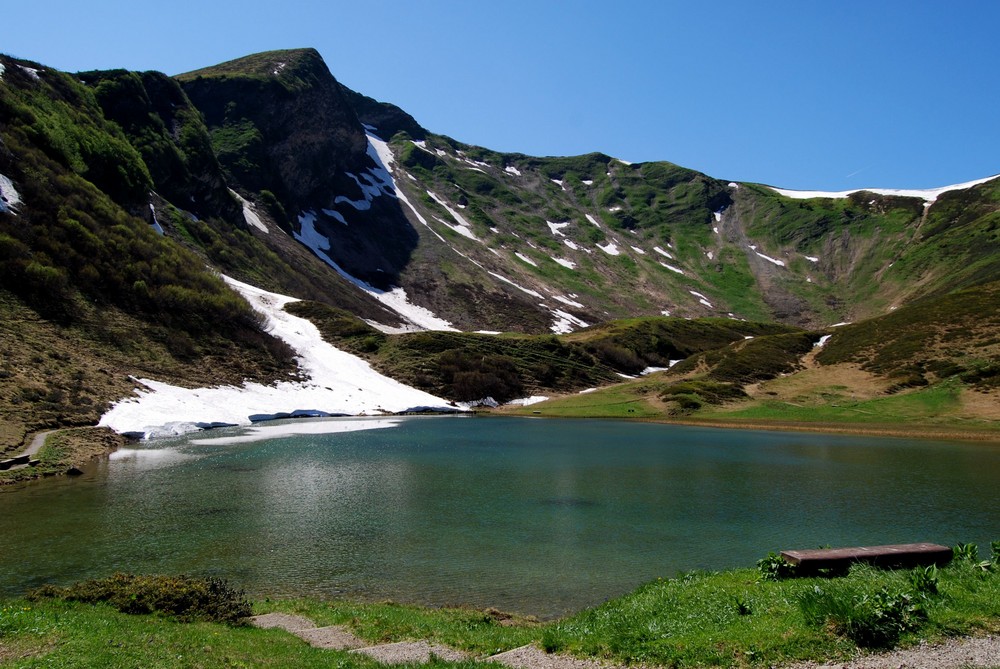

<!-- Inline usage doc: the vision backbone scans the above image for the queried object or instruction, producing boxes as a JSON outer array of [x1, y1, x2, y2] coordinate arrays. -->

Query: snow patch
[[661, 310, 671, 317], [427, 191, 478, 240], [490, 272, 544, 299], [18, 65, 41, 80], [552, 294, 584, 308], [551, 179, 565, 190], [631, 246, 646, 255], [272, 62, 287, 76], [148, 203, 164, 235], [331, 134, 399, 213], [0, 173, 22, 214], [754, 250, 786, 267], [295, 211, 457, 332], [640, 367, 668, 376], [706, 251, 714, 260], [547, 220, 570, 236], [597, 242, 620, 256], [563, 239, 580, 251], [515, 252, 537, 267], [728, 182, 739, 189], [549, 308, 589, 334], [99, 277, 458, 437], [579, 388, 598, 394], [769, 174, 1000, 203], [660, 263, 684, 275], [505, 165, 522, 176], [192, 418, 403, 446], [653, 246, 674, 260], [814, 334, 833, 348], [714, 209, 724, 222], [804, 255, 820, 262], [552, 257, 576, 269], [506, 396, 549, 407], [230, 190, 268, 233], [321, 208, 348, 226], [585, 214, 601, 227], [582, 179, 593, 186], [689, 290, 713, 308]]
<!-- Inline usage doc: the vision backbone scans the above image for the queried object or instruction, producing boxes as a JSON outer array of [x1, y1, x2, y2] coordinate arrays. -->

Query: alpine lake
[[2, 416, 998, 618]]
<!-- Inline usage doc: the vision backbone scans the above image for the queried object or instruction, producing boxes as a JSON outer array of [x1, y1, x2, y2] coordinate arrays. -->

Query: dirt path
[[251, 613, 1000, 668], [2, 429, 55, 471], [22, 430, 54, 458]]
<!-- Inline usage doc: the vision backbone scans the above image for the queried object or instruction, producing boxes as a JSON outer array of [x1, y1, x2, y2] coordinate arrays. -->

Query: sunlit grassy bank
[[3, 550, 999, 668], [506, 377, 1000, 441]]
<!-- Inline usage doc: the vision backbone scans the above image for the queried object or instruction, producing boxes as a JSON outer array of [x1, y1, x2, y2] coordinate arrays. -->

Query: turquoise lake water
[[2, 416, 998, 617]]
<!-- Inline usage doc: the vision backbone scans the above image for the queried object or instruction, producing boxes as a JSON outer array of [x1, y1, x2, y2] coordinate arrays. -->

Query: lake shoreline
[[494, 405, 1000, 444]]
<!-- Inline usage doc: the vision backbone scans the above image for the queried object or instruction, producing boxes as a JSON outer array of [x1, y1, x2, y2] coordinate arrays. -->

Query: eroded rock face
[[178, 49, 420, 289]]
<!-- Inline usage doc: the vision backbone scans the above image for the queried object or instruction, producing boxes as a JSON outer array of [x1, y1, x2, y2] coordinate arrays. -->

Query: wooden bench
[[781, 542, 952, 575]]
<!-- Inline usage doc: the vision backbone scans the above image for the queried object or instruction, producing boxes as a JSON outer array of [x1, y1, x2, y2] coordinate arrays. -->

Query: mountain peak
[[175, 48, 330, 89]]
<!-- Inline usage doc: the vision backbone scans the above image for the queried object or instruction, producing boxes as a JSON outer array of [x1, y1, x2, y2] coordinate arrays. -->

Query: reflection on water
[[1, 416, 998, 617]]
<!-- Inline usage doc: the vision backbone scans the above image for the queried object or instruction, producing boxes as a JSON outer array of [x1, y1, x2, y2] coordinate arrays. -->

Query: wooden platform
[[781, 542, 952, 574]]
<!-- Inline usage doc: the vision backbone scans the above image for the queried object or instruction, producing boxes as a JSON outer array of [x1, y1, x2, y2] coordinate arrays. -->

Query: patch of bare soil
[[355, 640, 470, 663], [0, 638, 52, 664], [961, 388, 1000, 422], [489, 644, 621, 669]]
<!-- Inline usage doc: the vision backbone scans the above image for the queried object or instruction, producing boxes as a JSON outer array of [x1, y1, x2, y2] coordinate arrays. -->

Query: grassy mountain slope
[[0, 55, 298, 454], [518, 282, 1000, 434]]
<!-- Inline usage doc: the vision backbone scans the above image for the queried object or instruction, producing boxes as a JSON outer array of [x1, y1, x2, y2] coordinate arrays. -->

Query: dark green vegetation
[[28, 573, 252, 625], [286, 301, 796, 403], [3, 544, 999, 667]]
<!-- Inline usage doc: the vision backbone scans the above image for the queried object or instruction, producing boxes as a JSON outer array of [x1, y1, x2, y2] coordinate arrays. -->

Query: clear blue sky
[[5, 0, 998, 190]]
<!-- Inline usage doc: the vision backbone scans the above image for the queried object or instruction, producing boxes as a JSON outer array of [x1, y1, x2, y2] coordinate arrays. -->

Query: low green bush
[[27, 573, 251, 625], [757, 552, 797, 581], [798, 582, 926, 648]]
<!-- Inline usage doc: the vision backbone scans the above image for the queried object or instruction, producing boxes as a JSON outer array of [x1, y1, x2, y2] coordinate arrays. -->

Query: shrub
[[798, 583, 925, 648], [953, 542, 979, 562], [757, 552, 796, 581], [27, 573, 251, 625], [909, 564, 939, 596]]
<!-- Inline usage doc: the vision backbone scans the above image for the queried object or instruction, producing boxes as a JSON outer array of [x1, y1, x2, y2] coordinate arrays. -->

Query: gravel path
[[786, 634, 1000, 669], [251, 614, 1000, 668]]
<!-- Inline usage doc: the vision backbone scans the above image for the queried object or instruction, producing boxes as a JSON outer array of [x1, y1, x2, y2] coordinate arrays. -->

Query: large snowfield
[[98, 276, 459, 439]]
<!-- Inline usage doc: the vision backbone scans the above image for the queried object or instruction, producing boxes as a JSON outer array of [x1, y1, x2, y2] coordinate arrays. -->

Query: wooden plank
[[781, 542, 952, 573]]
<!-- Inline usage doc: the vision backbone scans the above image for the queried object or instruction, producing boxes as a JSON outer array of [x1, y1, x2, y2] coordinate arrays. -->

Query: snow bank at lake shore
[[99, 277, 459, 439]]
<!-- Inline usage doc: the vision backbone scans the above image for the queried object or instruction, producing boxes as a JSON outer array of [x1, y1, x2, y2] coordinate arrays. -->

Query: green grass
[[3, 557, 999, 668], [699, 379, 993, 428], [508, 383, 662, 418], [543, 561, 1000, 667]]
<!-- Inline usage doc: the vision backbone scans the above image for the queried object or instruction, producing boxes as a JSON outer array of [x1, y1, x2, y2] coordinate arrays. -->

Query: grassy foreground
[[3, 553, 1000, 668]]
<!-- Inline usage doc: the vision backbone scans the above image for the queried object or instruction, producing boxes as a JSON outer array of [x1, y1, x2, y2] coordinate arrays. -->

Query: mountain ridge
[[1, 47, 998, 455]]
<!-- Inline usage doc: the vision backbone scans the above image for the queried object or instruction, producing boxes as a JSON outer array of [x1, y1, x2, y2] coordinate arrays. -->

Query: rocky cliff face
[[177, 49, 419, 289]]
